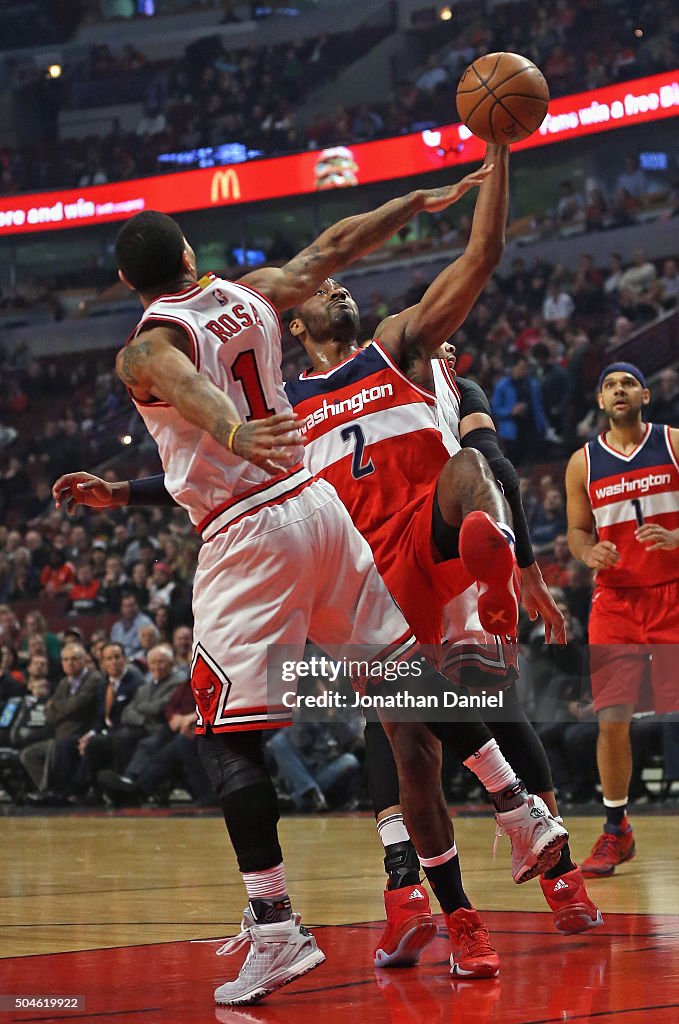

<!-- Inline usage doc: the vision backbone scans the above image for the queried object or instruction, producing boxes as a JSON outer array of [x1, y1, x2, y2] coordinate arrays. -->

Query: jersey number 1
[[341, 423, 375, 479], [231, 349, 275, 420]]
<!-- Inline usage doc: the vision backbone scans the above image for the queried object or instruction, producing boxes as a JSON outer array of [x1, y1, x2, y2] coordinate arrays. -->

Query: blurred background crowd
[[0, 0, 678, 812]]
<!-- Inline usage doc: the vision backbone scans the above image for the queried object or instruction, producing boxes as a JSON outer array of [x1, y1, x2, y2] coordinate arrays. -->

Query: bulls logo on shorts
[[191, 645, 231, 728]]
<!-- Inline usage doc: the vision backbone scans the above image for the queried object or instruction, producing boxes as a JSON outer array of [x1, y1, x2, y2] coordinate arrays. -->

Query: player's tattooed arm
[[117, 339, 153, 389], [375, 144, 508, 363], [239, 164, 493, 313], [115, 328, 300, 474]]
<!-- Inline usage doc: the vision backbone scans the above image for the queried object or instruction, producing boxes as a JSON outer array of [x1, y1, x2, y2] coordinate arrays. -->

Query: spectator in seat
[[541, 533, 571, 589], [563, 560, 594, 633], [571, 253, 604, 315], [95, 643, 184, 799], [617, 248, 660, 321], [126, 561, 150, 610], [266, 707, 363, 813], [649, 368, 679, 426], [416, 55, 448, 94], [39, 548, 76, 598], [132, 622, 161, 674], [0, 605, 21, 648], [147, 561, 175, 612], [53, 641, 145, 804], [68, 562, 104, 616], [0, 645, 24, 701], [532, 342, 569, 440], [658, 258, 679, 309], [491, 352, 547, 465], [111, 594, 154, 660], [172, 625, 192, 681], [99, 554, 128, 612], [0, 662, 52, 804], [556, 180, 585, 230], [615, 156, 650, 202], [603, 252, 624, 300], [530, 487, 568, 554], [542, 279, 575, 326], [21, 643, 100, 796], [98, 676, 213, 806]]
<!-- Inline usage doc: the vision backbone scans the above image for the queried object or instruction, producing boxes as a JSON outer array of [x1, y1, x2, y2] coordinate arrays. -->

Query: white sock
[[463, 738, 519, 794], [377, 812, 410, 848], [602, 797, 628, 808], [242, 862, 288, 902]]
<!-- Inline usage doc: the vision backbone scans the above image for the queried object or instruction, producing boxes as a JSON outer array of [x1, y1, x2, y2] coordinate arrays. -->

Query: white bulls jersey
[[432, 358, 462, 455], [128, 272, 309, 538]]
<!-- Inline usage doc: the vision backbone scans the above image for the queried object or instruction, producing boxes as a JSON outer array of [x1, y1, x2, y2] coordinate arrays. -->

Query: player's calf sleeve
[[197, 731, 283, 873], [364, 719, 402, 815], [486, 690, 554, 795], [427, 717, 495, 764]]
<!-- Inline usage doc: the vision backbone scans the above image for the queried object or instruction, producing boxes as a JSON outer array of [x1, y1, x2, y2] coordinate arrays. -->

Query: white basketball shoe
[[214, 909, 326, 1006], [494, 795, 569, 883]]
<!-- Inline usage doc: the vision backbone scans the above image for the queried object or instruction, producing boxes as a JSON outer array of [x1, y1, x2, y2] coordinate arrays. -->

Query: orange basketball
[[456, 52, 550, 144]]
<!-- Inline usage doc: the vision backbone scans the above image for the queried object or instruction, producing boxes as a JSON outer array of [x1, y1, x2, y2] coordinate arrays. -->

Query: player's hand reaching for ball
[[583, 540, 620, 570], [230, 413, 303, 476], [418, 159, 498, 213], [635, 524, 679, 551], [52, 472, 129, 514]]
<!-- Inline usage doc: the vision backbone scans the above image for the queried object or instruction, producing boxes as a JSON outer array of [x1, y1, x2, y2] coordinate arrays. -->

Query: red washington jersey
[[284, 341, 450, 583], [586, 423, 679, 588]]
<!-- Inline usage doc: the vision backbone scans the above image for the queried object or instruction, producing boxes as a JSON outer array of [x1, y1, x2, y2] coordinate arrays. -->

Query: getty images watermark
[[267, 646, 510, 723]]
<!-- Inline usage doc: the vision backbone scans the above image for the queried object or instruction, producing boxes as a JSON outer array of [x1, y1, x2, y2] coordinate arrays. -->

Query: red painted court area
[[3, 910, 679, 1024]]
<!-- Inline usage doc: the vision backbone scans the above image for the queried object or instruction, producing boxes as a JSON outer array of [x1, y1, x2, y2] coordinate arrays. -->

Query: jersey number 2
[[341, 424, 375, 479], [231, 349, 275, 420]]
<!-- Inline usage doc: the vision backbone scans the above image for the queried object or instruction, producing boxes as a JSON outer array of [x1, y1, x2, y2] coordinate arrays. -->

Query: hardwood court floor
[[2, 811, 679, 1023]]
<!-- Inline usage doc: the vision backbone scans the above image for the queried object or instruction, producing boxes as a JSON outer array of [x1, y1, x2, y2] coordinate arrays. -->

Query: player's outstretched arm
[[52, 472, 130, 515], [116, 328, 301, 474], [53, 472, 175, 515], [565, 449, 619, 570], [238, 165, 493, 312], [374, 144, 508, 361]]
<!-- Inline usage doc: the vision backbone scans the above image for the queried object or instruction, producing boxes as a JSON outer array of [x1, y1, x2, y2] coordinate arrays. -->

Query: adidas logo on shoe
[[553, 878, 569, 892], [409, 888, 425, 900], [530, 807, 546, 819]]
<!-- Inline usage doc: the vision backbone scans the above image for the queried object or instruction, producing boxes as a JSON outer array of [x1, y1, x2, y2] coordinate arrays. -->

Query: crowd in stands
[[0, 0, 676, 194]]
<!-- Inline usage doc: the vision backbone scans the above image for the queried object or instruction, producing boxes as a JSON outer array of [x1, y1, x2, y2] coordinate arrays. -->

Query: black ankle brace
[[384, 840, 421, 889], [249, 896, 292, 923]]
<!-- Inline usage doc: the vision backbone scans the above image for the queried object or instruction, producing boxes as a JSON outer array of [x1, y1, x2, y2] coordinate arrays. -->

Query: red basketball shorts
[[588, 580, 679, 714], [378, 479, 474, 648]]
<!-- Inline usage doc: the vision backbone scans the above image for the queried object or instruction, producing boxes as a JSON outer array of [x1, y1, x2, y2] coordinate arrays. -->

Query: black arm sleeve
[[455, 376, 492, 417], [460, 425, 536, 568], [127, 474, 178, 507]]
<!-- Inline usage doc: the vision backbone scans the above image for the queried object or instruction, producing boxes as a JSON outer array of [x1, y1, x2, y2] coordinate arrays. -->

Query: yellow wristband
[[227, 423, 242, 452]]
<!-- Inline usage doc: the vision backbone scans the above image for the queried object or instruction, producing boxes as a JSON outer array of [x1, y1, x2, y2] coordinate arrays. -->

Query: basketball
[[456, 52, 550, 144]]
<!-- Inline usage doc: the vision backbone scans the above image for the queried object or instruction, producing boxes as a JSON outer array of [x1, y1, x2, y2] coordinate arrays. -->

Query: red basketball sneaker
[[373, 884, 438, 968], [459, 511, 519, 636], [581, 825, 636, 878], [446, 907, 500, 979], [539, 865, 604, 934]]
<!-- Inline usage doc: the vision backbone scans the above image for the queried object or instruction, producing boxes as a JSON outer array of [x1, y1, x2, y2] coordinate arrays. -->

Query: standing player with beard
[[566, 362, 679, 878]]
